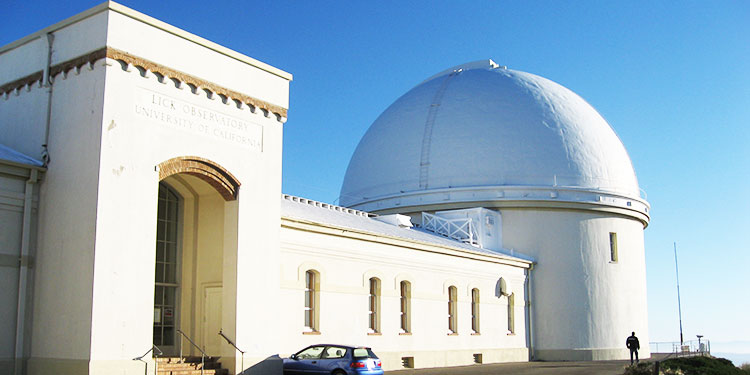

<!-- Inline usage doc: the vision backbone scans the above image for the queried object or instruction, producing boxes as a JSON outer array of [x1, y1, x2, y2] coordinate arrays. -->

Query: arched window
[[368, 278, 381, 333], [448, 286, 458, 334], [399, 281, 411, 334], [471, 288, 480, 334], [304, 270, 319, 332], [507, 293, 515, 334]]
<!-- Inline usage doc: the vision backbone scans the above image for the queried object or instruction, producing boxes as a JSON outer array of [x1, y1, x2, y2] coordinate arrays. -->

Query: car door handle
[[311, 361, 317, 364]]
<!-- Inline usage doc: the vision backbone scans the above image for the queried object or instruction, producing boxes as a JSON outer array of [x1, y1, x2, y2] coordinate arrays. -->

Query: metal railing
[[650, 339, 711, 358], [177, 329, 207, 375], [421, 212, 479, 245], [219, 330, 245, 374], [132, 345, 162, 375]]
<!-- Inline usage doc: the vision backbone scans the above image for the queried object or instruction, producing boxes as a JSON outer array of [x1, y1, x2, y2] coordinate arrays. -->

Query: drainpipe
[[15, 168, 39, 375], [42, 32, 55, 166], [524, 264, 535, 361]]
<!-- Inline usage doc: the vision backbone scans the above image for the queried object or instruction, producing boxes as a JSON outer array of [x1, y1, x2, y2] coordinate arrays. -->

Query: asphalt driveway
[[387, 360, 631, 375]]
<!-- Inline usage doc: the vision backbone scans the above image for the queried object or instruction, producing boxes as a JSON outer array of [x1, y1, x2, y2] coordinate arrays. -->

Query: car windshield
[[296, 346, 324, 359], [352, 348, 378, 359]]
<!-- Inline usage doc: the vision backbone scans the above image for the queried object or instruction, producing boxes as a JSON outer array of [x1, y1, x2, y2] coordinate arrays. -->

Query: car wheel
[[332, 370, 347, 375]]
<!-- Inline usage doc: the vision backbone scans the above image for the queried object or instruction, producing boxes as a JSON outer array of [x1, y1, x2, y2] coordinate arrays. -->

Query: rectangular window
[[154, 183, 180, 347], [507, 293, 515, 334], [400, 281, 411, 333], [368, 278, 380, 333], [609, 232, 618, 262], [304, 270, 317, 332], [448, 286, 458, 334], [471, 288, 480, 334]]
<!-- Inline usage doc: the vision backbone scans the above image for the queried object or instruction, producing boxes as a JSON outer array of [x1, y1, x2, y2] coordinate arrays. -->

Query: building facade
[[0, 3, 648, 375]]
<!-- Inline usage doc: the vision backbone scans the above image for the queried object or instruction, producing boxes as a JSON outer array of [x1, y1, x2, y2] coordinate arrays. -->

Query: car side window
[[296, 346, 325, 359], [323, 346, 347, 359]]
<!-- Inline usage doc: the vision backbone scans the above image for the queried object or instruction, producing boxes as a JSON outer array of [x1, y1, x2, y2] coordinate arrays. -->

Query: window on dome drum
[[507, 293, 515, 335], [400, 281, 411, 334], [448, 286, 458, 334], [609, 232, 618, 262], [304, 270, 319, 332], [368, 278, 381, 333], [471, 288, 480, 334]]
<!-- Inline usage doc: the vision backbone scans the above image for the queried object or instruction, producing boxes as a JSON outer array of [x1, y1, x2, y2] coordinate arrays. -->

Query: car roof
[[306, 344, 370, 349]]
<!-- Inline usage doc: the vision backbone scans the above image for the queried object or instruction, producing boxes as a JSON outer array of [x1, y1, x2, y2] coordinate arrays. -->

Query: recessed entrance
[[153, 157, 240, 362]]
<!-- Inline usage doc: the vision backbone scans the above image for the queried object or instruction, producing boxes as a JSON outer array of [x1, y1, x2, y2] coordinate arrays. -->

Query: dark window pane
[[153, 326, 162, 345], [154, 286, 163, 304], [156, 220, 166, 241], [163, 327, 174, 346], [164, 287, 175, 306], [155, 262, 165, 283], [166, 242, 176, 263], [167, 200, 178, 221], [165, 263, 176, 284], [167, 220, 177, 242], [156, 242, 165, 262]]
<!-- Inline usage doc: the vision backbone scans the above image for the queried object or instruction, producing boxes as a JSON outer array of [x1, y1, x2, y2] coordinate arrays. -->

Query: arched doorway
[[154, 157, 240, 357]]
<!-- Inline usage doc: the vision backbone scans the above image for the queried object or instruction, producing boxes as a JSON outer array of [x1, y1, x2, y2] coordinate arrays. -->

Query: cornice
[[1, 47, 288, 122]]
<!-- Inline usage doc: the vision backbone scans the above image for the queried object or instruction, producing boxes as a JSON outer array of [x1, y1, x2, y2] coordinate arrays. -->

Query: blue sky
[[3, 0, 749, 353]]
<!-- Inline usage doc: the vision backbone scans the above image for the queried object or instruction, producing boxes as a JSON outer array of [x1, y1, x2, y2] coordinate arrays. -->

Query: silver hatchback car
[[283, 344, 383, 375]]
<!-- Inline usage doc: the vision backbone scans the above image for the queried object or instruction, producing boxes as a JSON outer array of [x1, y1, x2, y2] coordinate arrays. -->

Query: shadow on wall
[[240, 355, 282, 375]]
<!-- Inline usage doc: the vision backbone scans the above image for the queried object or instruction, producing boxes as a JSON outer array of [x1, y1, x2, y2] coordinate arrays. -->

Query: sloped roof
[[0, 143, 43, 167], [281, 194, 534, 263]]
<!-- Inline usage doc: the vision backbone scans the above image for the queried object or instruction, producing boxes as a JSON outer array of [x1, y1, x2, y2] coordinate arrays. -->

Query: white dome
[[340, 60, 648, 220]]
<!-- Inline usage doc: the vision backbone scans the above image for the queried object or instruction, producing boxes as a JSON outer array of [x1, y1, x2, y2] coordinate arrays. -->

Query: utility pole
[[674, 242, 684, 347]]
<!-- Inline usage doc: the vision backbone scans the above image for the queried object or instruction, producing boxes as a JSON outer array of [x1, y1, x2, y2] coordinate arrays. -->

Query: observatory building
[[340, 60, 651, 360], [0, 2, 650, 375]]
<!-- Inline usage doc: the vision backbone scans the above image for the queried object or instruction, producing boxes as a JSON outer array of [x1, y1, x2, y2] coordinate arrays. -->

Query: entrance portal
[[153, 157, 241, 360]]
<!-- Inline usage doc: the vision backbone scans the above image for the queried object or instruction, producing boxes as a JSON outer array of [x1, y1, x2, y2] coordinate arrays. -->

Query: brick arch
[[158, 156, 240, 201]]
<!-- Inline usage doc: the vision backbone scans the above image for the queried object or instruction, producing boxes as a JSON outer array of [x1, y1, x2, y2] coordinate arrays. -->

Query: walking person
[[626, 331, 640, 365]]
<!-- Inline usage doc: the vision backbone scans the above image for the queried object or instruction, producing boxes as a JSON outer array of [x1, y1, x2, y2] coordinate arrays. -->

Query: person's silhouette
[[626, 331, 640, 365]]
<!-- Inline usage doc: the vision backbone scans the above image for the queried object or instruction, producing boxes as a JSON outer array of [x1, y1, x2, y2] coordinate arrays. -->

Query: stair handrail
[[176, 329, 206, 375], [132, 345, 163, 375], [219, 330, 245, 374]]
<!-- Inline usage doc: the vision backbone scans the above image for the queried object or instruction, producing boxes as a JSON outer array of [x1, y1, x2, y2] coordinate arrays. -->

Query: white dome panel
[[340, 60, 643, 213]]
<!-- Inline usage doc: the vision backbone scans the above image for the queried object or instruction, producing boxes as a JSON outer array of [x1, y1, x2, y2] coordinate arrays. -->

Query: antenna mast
[[674, 242, 684, 346]]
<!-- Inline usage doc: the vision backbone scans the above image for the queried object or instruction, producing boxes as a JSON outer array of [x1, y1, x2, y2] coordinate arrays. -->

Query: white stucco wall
[[27, 60, 107, 373], [2, 3, 290, 373], [279, 220, 530, 371], [84, 54, 286, 374], [500, 208, 649, 360]]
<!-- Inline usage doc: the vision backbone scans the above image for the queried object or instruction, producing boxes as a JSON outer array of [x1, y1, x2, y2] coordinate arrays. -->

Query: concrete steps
[[156, 357, 229, 375]]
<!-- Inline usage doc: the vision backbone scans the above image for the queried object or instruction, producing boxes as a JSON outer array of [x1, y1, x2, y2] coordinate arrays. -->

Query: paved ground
[[387, 360, 634, 375]]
